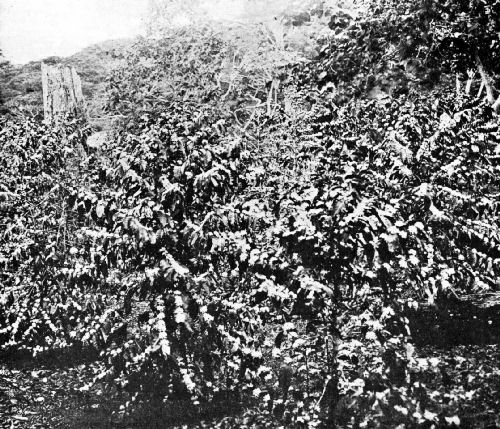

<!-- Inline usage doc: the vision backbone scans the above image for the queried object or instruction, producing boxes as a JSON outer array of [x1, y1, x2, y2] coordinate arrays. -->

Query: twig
[[242, 107, 257, 131], [465, 70, 475, 95], [232, 111, 243, 127], [477, 81, 484, 98]]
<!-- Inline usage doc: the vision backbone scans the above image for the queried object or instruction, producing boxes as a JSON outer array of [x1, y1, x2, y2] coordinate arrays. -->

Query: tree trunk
[[41, 63, 85, 120]]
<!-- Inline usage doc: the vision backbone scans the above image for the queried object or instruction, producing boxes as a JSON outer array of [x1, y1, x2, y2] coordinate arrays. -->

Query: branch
[[475, 53, 495, 104], [477, 80, 484, 98]]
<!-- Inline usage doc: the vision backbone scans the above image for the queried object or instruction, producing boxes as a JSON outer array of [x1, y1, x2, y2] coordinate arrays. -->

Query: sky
[[0, 0, 327, 64], [0, 0, 149, 64]]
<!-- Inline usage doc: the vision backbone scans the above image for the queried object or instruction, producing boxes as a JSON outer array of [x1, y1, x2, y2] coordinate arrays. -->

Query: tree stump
[[407, 293, 500, 346], [41, 63, 85, 120]]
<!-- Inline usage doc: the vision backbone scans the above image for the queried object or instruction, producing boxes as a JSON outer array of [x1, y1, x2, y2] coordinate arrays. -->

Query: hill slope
[[0, 38, 132, 116]]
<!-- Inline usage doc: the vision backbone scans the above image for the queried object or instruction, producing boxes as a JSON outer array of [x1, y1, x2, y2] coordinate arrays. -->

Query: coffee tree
[[1, 1, 500, 427]]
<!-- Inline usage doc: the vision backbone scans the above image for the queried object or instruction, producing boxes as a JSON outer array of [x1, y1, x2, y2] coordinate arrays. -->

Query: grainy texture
[[41, 63, 85, 120], [409, 293, 500, 346]]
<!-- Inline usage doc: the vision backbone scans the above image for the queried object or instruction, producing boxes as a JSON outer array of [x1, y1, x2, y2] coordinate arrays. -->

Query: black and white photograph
[[1, 0, 500, 427]]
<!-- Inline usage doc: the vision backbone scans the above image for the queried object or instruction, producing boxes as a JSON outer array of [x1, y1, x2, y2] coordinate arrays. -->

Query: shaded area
[[1, 344, 500, 428], [409, 293, 500, 346]]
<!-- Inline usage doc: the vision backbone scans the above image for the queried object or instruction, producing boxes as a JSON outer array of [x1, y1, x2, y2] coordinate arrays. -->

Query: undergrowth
[[1, 1, 500, 427]]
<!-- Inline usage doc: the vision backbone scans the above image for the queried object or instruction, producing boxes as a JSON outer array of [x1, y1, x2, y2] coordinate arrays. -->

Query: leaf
[[96, 201, 106, 218], [439, 112, 455, 130], [156, 210, 168, 227], [292, 338, 306, 349], [12, 416, 28, 422], [423, 410, 437, 421], [166, 254, 189, 277], [344, 198, 371, 225], [275, 330, 285, 348], [301, 277, 333, 296], [445, 416, 460, 426]]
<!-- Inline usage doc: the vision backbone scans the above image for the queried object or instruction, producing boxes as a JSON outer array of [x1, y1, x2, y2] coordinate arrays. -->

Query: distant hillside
[[0, 38, 133, 116]]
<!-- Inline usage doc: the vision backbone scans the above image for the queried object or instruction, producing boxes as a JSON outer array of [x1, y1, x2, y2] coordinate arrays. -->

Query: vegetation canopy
[[1, 0, 500, 427]]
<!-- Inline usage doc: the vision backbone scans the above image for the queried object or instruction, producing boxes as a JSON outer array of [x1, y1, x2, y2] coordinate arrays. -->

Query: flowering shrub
[[1, 2, 500, 426]]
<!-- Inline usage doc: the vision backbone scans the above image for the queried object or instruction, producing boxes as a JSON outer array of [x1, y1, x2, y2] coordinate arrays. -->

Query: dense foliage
[[0, 116, 97, 352], [317, 0, 500, 104], [1, 1, 500, 427]]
